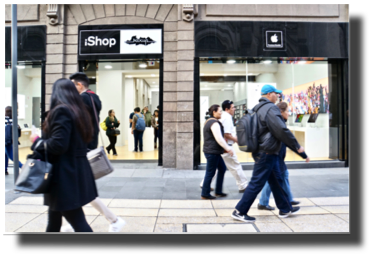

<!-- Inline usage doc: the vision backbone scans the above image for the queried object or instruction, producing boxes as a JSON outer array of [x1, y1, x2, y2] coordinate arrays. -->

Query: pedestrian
[[129, 111, 135, 128], [232, 84, 307, 222], [151, 110, 159, 149], [5, 106, 23, 175], [29, 78, 97, 232], [258, 102, 310, 211], [105, 109, 120, 156], [68, 72, 125, 232], [200, 100, 248, 193], [132, 107, 145, 152], [201, 104, 233, 199], [142, 106, 152, 127]]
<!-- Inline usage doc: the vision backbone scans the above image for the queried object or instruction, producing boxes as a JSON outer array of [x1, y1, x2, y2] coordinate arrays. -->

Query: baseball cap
[[261, 84, 282, 95]]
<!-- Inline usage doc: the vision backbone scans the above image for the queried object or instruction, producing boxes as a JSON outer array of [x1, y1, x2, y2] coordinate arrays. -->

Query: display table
[[19, 128, 41, 148], [288, 125, 329, 158], [128, 127, 155, 152]]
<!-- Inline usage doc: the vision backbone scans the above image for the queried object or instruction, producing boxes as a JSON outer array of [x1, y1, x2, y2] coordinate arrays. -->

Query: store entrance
[[81, 60, 162, 164]]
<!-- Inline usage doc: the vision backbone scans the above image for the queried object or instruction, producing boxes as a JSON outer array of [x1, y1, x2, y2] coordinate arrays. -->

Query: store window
[[5, 63, 43, 163], [198, 58, 338, 164]]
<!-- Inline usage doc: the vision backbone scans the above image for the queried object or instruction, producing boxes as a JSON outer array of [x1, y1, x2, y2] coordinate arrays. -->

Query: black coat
[[81, 90, 102, 150], [31, 106, 98, 211]]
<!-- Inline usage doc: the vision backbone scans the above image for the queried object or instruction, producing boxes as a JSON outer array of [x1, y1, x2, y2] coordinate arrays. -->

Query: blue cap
[[261, 84, 282, 95]]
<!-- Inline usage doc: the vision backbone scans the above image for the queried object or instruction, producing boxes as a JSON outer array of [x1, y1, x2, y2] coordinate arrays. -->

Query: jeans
[[5, 145, 23, 171], [259, 169, 294, 206], [235, 152, 293, 215], [134, 130, 144, 151], [106, 135, 117, 155], [46, 207, 92, 232], [201, 153, 226, 196]]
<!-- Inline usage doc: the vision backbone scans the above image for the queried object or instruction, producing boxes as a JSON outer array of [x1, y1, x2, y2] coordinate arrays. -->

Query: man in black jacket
[[232, 84, 307, 222], [68, 72, 126, 232]]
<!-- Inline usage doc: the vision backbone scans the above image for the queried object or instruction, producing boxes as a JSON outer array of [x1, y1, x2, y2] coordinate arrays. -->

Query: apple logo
[[271, 34, 278, 43]]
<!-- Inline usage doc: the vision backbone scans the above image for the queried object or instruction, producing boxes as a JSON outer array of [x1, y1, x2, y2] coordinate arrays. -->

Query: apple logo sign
[[271, 34, 278, 43]]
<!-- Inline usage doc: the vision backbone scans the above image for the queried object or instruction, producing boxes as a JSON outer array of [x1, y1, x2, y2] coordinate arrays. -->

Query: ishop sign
[[265, 30, 284, 48], [79, 28, 162, 56]]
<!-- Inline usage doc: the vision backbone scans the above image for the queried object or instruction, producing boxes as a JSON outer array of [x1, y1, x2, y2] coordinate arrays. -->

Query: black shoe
[[215, 193, 227, 197], [239, 187, 247, 193], [231, 210, 256, 223], [106, 147, 110, 154], [201, 195, 216, 200], [279, 206, 300, 218], [291, 200, 301, 205], [200, 186, 214, 191], [113, 153, 118, 156], [5, 171, 9, 175], [133, 150, 138, 152], [258, 203, 275, 210]]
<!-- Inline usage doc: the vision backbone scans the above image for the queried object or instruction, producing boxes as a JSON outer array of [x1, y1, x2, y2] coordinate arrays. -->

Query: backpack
[[236, 102, 270, 153], [100, 118, 107, 131], [135, 113, 146, 131]]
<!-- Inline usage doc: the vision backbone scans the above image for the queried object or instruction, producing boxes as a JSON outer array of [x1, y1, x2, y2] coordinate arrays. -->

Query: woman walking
[[151, 110, 159, 149], [5, 106, 23, 175], [258, 102, 310, 210], [201, 104, 233, 199], [29, 78, 98, 232], [105, 109, 120, 156]]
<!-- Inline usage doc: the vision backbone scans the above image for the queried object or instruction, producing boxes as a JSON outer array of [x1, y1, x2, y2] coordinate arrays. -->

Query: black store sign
[[78, 24, 163, 60], [265, 30, 284, 49]]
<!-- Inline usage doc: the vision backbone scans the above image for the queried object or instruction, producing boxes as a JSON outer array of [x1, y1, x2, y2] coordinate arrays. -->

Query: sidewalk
[[4, 165, 349, 233]]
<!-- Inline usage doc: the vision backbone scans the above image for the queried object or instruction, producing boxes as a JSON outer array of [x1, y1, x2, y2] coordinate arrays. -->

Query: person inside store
[[142, 106, 152, 127], [132, 107, 145, 152], [105, 109, 120, 156], [29, 78, 97, 232], [258, 101, 310, 211], [151, 110, 159, 149], [5, 106, 23, 175], [201, 104, 233, 200], [129, 112, 135, 129]]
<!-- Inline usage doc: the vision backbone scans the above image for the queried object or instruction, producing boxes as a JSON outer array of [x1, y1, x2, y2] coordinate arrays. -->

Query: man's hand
[[297, 146, 305, 153], [131, 130, 133, 135], [227, 148, 233, 156], [305, 157, 310, 163]]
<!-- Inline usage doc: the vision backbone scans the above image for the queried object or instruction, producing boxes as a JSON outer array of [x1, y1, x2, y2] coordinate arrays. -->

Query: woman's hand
[[305, 157, 310, 163], [30, 134, 39, 143], [118, 120, 120, 124]]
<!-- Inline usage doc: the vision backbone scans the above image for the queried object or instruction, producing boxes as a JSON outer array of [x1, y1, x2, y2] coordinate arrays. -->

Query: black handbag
[[112, 128, 121, 136], [14, 141, 53, 194]]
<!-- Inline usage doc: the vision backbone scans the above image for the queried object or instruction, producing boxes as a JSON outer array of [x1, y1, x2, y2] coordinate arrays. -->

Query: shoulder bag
[[86, 92, 114, 179], [15, 141, 53, 194]]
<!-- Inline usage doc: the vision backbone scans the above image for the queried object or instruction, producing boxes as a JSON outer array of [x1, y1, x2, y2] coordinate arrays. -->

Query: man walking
[[231, 84, 306, 222], [67, 72, 126, 232], [199, 100, 248, 192], [132, 107, 145, 152]]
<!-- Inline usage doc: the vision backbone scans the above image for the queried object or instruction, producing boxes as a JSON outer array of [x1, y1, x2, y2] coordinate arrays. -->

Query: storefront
[[77, 24, 164, 165], [5, 25, 46, 163], [193, 21, 349, 169]]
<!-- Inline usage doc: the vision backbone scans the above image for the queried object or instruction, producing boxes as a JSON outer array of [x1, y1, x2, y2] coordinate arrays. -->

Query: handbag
[[86, 91, 114, 179], [112, 128, 121, 136], [14, 141, 53, 194], [100, 118, 107, 131]]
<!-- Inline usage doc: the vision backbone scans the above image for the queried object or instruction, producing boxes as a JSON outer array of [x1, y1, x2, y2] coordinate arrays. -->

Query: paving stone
[[83, 198, 113, 207], [154, 223, 183, 233], [281, 214, 349, 232], [159, 209, 216, 217], [5, 213, 40, 232], [9, 196, 44, 205], [255, 222, 294, 232], [308, 197, 349, 206], [272, 206, 330, 215], [215, 208, 274, 217], [160, 200, 213, 209], [90, 216, 156, 233], [108, 208, 159, 217], [320, 206, 349, 214], [82, 207, 101, 216], [186, 223, 257, 233], [108, 199, 161, 208], [334, 213, 349, 223], [211, 199, 240, 209], [5, 205, 48, 214]]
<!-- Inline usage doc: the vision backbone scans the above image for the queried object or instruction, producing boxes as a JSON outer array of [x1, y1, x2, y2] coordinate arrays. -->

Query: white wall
[[200, 90, 234, 107]]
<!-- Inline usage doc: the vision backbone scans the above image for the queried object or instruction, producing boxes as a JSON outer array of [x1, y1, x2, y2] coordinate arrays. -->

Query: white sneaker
[[108, 217, 126, 232], [61, 224, 74, 232]]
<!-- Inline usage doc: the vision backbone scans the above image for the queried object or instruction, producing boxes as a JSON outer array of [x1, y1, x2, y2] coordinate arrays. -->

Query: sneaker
[[108, 217, 126, 232], [279, 206, 300, 218], [201, 195, 216, 200], [239, 187, 247, 193], [215, 193, 228, 197], [291, 200, 301, 205], [5, 171, 9, 175], [61, 224, 74, 232], [113, 153, 118, 156], [231, 210, 256, 223], [257, 203, 275, 210], [200, 186, 214, 191]]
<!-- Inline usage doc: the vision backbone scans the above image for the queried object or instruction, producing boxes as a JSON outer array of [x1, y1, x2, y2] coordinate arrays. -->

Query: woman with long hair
[[151, 110, 159, 149], [105, 109, 120, 156], [29, 78, 97, 232]]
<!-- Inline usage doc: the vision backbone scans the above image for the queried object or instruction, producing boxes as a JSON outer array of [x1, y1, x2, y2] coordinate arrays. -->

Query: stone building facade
[[5, 4, 349, 170]]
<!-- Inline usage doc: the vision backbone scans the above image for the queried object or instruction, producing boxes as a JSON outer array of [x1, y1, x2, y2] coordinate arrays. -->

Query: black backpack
[[236, 102, 270, 153]]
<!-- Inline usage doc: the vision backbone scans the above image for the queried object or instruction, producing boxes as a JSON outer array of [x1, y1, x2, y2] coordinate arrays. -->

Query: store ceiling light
[[228, 85, 232, 87], [200, 73, 204, 76], [262, 60, 272, 64], [153, 82, 156, 84], [127, 75, 132, 78], [227, 60, 236, 64], [105, 65, 112, 69], [139, 63, 147, 68], [223, 74, 228, 77], [16, 65, 25, 69], [298, 61, 307, 64], [91, 76, 96, 79], [151, 74, 156, 77]]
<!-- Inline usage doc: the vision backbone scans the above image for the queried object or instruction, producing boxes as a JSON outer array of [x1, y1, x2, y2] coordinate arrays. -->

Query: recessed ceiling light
[[228, 85, 232, 87], [205, 85, 208, 87], [91, 76, 96, 79], [153, 82, 155, 84], [298, 61, 307, 64], [139, 64, 147, 68], [262, 60, 272, 64], [223, 74, 228, 77], [105, 65, 112, 69], [127, 75, 132, 78], [248, 73, 253, 75], [151, 74, 156, 77], [16, 65, 25, 69], [200, 73, 205, 76], [227, 60, 236, 64]]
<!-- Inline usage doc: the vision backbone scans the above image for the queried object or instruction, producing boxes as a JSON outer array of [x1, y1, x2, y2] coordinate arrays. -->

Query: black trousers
[[46, 207, 93, 232], [107, 135, 117, 154], [154, 128, 159, 144]]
